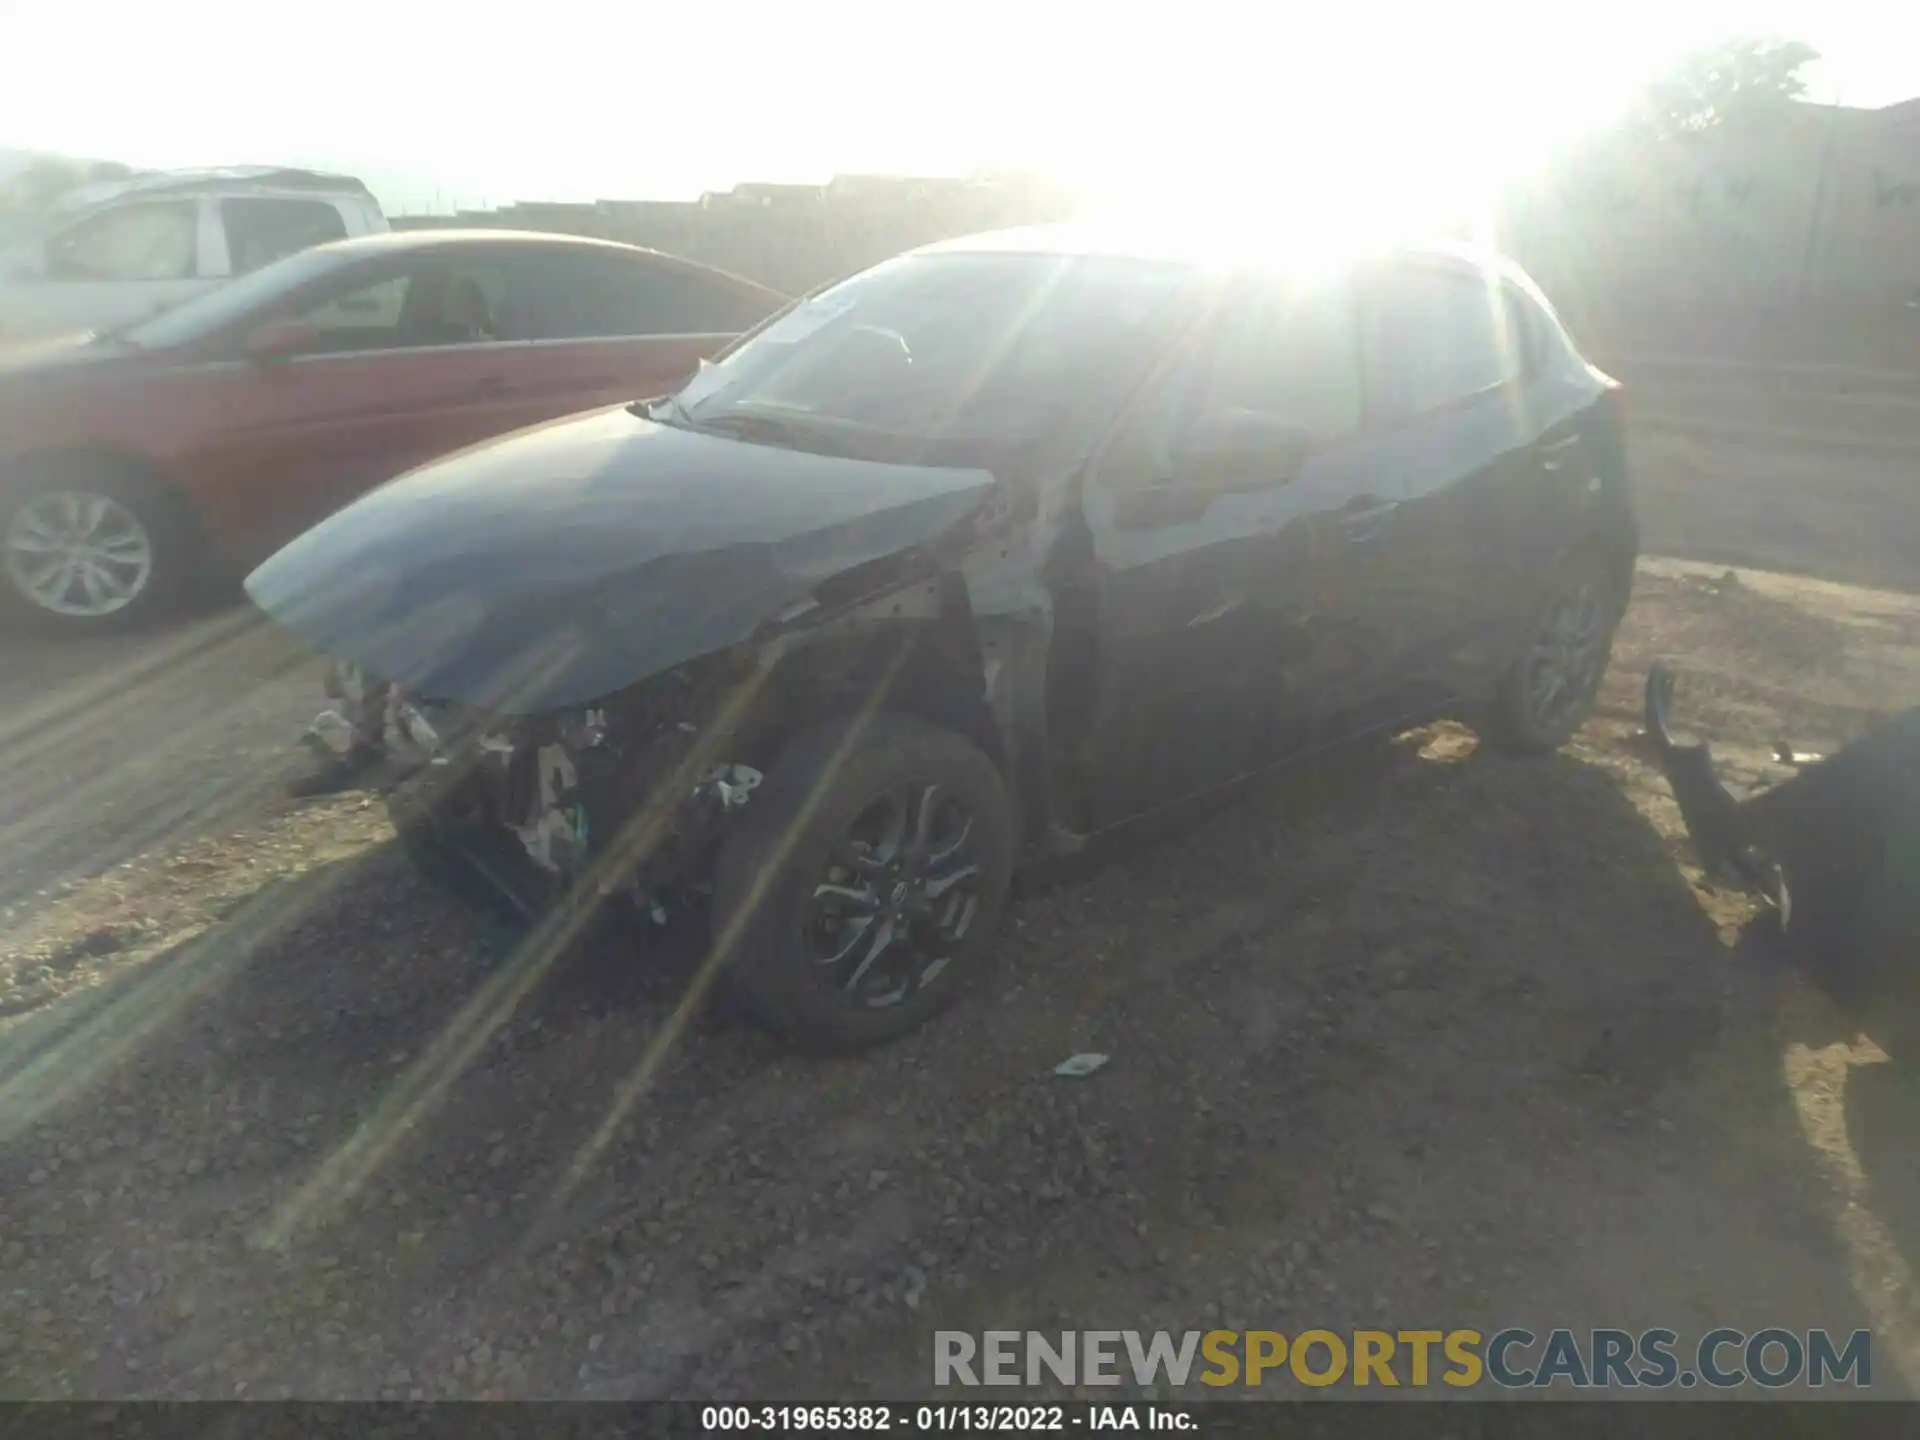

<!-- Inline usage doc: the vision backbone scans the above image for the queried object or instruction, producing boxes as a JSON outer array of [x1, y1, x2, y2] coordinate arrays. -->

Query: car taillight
[[1605, 379, 1626, 429], [1590, 376, 1630, 488], [1586, 368, 1626, 435]]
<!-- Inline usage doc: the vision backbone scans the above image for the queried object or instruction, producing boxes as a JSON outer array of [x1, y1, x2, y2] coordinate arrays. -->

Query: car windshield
[[668, 250, 1204, 457], [119, 245, 352, 348]]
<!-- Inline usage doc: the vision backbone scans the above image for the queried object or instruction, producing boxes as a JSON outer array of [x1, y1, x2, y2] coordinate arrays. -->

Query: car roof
[[911, 221, 1517, 282], [319, 228, 650, 256], [309, 228, 782, 293]]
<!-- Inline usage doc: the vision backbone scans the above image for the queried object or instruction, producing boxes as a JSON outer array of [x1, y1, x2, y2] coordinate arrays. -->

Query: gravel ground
[[3, 563, 1918, 1401], [5, 421, 1920, 1400]]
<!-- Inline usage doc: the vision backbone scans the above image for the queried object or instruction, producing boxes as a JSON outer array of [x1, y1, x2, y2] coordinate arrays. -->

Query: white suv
[[0, 167, 388, 342]]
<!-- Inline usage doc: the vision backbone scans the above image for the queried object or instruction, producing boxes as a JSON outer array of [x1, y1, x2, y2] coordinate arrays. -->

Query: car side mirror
[[245, 320, 317, 364], [1177, 409, 1314, 492]]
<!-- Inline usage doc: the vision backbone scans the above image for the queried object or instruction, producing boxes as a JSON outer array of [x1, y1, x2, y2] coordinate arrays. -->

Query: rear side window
[[281, 258, 510, 354], [290, 273, 417, 352], [1365, 265, 1523, 423], [222, 198, 348, 274], [46, 201, 199, 282], [491, 251, 775, 341]]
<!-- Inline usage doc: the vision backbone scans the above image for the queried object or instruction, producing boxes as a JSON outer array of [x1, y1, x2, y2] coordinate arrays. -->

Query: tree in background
[[1634, 36, 1823, 137], [0, 156, 136, 227]]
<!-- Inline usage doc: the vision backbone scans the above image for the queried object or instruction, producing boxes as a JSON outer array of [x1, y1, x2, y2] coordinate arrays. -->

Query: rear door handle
[[1338, 495, 1400, 543], [471, 374, 515, 399]]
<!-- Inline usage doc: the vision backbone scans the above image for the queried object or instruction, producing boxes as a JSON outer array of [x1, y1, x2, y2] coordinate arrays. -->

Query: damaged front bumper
[[303, 659, 439, 764], [314, 660, 764, 924]]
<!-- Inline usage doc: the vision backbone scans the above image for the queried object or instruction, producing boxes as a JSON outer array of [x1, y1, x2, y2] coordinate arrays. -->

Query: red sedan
[[0, 230, 786, 629]]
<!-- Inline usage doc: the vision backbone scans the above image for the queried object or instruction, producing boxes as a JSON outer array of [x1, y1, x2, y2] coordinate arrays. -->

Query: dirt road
[[1627, 359, 1920, 597], [4, 403, 1920, 1400]]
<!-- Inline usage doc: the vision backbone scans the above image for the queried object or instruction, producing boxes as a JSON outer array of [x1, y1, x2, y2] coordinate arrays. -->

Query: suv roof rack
[[53, 166, 374, 214]]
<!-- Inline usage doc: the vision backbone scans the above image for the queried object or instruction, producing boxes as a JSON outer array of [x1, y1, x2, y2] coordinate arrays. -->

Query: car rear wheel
[[712, 712, 1014, 1052], [0, 461, 196, 631], [1484, 548, 1621, 755]]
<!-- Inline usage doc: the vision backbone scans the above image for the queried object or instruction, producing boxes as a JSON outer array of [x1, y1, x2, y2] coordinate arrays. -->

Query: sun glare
[[1057, 35, 1639, 268], [1, 0, 1775, 216]]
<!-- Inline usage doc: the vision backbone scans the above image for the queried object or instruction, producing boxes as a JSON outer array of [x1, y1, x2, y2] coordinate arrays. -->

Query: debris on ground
[[1052, 1053, 1110, 1078], [3, 563, 1919, 1400]]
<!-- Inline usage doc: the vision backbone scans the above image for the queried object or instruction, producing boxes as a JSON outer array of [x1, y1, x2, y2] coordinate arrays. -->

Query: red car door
[[179, 257, 537, 561], [189, 347, 529, 560], [176, 241, 783, 565]]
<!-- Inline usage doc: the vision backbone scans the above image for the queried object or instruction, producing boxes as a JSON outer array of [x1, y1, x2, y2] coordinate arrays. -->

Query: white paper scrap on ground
[[1053, 1053, 1109, 1078]]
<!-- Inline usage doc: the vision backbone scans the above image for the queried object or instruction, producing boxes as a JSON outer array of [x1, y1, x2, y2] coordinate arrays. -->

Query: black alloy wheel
[[803, 780, 988, 1009], [713, 712, 1014, 1051]]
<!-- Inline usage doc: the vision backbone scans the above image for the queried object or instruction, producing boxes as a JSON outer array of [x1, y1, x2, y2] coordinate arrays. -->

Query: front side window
[[1194, 276, 1363, 443], [47, 201, 199, 282], [1365, 264, 1522, 422], [122, 249, 500, 355], [669, 251, 1203, 455], [222, 198, 348, 274], [278, 258, 502, 355], [289, 273, 418, 351], [1096, 273, 1362, 489], [121, 246, 352, 349]]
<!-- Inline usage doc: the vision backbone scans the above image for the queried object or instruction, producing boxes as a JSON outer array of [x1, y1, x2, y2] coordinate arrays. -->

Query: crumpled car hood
[[244, 405, 998, 713]]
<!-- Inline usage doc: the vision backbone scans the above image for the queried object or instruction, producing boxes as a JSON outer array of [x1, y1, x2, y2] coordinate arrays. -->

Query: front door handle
[[1339, 495, 1400, 543], [471, 374, 515, 399]]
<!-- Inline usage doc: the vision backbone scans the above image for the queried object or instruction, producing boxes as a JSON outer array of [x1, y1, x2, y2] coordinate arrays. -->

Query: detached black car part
[[1645, 661, 1920, 1034]]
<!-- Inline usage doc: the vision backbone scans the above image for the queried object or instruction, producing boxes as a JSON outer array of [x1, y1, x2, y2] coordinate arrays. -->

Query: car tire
[[1483, 547, 1622, 756], [0, 459, 199, 632], [712, 711, 1015, 1053]]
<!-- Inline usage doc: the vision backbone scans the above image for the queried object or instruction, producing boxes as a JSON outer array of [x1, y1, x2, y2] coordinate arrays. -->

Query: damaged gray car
[[246, 224, 1638, 1050]]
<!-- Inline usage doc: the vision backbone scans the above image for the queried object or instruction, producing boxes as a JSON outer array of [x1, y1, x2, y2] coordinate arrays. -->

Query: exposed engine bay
[[309, 658, 770, 923]]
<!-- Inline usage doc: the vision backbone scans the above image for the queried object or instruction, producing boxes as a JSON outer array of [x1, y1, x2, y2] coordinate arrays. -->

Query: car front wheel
[[712, 712, 1015, 1052]]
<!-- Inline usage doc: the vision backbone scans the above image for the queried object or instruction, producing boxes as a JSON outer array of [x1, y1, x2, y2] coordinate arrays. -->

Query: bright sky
[[4, 0, 1914, 216]]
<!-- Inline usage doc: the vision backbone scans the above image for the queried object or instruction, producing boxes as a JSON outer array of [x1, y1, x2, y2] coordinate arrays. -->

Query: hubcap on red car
[[5, 489, 154, 618]]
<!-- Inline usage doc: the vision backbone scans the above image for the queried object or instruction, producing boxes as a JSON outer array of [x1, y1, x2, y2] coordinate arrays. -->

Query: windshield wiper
[[636, 397, 832, 454], [637, 393, 693, 427], [695, 409, 831, 450]]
